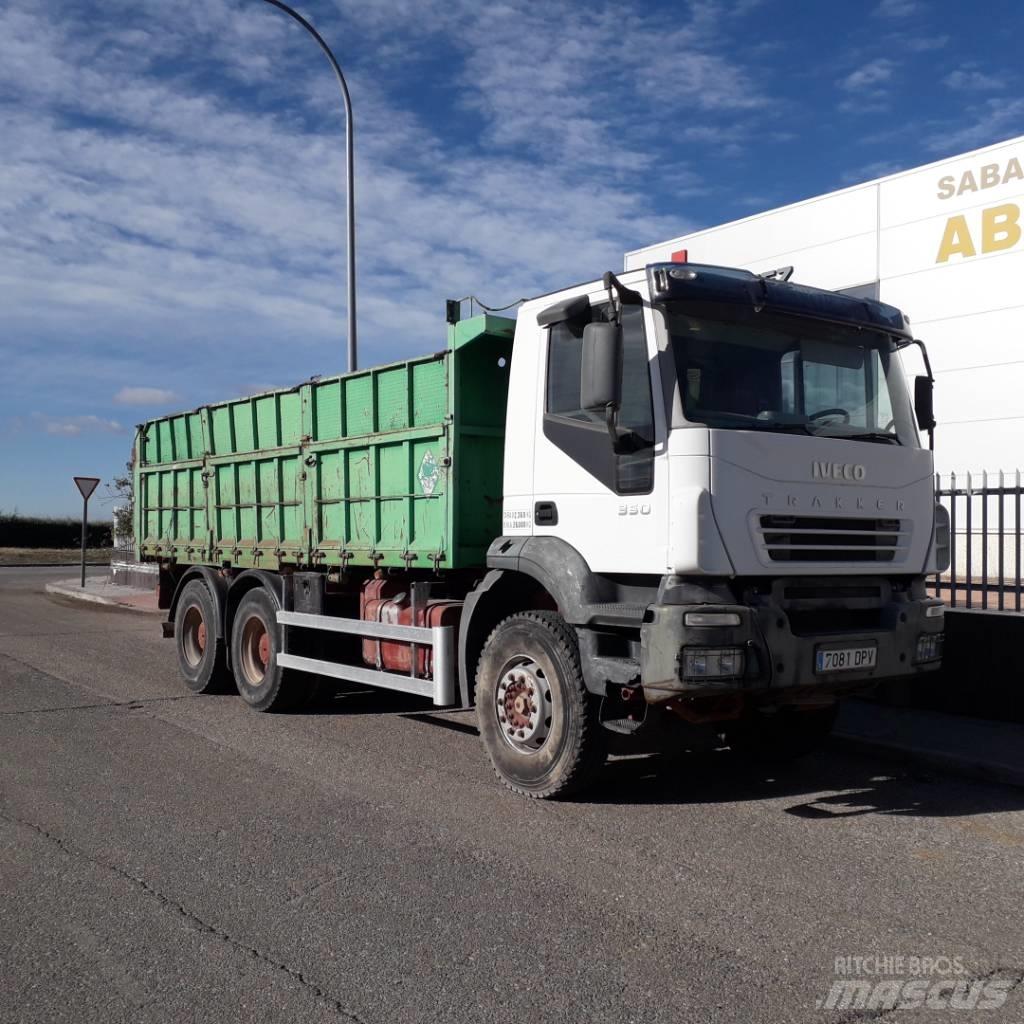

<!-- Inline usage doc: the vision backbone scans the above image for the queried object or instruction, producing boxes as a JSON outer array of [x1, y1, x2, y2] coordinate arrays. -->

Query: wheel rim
[[181, 604, 206, 668], [239, 612, 270, 687], [495, 656, 553, 753]]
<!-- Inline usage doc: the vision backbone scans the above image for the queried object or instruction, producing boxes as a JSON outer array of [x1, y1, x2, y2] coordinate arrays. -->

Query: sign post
[[73, 477, 101, 588]]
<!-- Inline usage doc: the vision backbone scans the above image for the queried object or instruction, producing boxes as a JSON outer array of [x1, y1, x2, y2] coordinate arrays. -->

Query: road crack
[[0, 694, 195, 716], [0, 808, 373, 1023]]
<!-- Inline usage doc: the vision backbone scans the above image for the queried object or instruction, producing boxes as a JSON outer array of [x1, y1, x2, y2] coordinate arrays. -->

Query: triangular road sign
[[74, 476, 101, 500]]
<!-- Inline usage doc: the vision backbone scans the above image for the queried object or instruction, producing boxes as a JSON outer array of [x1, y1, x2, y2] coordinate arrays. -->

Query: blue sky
[[1, 0, 1022, 516]]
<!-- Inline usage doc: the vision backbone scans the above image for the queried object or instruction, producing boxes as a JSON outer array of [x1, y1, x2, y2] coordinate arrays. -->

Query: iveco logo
[[812, 461, 866, 482]]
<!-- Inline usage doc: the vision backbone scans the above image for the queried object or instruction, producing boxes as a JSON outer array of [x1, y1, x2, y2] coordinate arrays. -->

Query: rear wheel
[[476, 611, 606, 799], [230, 587, 303, 712], [174, 580, 229, 694]]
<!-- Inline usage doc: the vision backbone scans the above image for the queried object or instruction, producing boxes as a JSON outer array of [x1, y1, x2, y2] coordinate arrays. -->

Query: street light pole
[[259, 0, 357, 372]]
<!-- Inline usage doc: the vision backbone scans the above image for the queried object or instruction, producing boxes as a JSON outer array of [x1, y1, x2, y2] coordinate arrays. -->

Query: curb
[[832, 733, 1024, 791], [44, 580, 161, 615], [1, 563, 109, 568]]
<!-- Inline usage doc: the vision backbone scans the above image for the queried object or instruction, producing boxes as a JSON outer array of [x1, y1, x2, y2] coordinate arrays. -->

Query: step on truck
[[136, 262, 949, 798]]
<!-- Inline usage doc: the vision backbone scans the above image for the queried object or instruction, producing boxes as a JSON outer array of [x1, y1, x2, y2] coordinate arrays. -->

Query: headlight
[[684, 611, 741, 627], [680, 646, 745, 679], [915, 632, 944, 663]]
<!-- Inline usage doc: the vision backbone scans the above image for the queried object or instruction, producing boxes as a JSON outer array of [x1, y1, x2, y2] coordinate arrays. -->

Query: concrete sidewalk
[[45, 575, 160, 614], [834, 698, 1024, 790], [43, 576, 1024, 789]]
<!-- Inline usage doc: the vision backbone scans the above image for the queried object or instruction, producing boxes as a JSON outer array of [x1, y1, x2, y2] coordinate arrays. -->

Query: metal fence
[[111, 504, 136, 563], [931, 471, 1024, 611]]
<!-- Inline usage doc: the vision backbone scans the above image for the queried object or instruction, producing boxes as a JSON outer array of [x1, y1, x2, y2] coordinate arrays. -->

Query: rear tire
[[174, 579, 229, 694], [230, 587, 304, 712], [476, 611, 606, 799]]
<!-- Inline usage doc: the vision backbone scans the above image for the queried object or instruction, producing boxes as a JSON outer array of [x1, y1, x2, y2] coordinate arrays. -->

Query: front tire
[[476, 611, 606, 799], [174, 579, 229, 694], [230, 587, 303, 712]]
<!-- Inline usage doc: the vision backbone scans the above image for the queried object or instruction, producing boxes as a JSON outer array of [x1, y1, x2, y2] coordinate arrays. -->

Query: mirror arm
[[604, 404, 621, 451], [602, 271, 643, 320], [912, 338, 935, 380]]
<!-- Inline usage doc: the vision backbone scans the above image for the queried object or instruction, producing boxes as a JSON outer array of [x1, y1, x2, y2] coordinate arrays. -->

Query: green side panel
[[312, 380, 341, 442], [255, 395, 279, 450], [231, 402, 254, 452], [132, 315, 515, 569], [280, 391, 302, 445], [157, 420, 173, 463], [344, 375, 374, 436], [450, 316, 515, 564], [216, 465, 236, 541], [190, 466, 206, 539], [376, 367, 409, 432], [412, 360, 447, 426], [211, 405, 232, 455], [238, 461, 256, 541]]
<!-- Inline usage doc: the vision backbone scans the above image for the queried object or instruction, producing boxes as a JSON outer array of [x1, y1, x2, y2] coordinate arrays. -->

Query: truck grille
[[756, 514, 905, 563]]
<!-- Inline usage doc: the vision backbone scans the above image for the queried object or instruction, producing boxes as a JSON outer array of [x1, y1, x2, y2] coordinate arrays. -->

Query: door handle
[[534, 501, 558, 526]]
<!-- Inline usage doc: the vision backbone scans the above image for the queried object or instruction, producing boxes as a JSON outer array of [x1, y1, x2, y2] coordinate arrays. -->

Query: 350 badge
[[618, 503, 651, 516]]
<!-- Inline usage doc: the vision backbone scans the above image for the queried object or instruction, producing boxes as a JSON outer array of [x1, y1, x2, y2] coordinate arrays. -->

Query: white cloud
[[41, 415, 125, 436], [841, 159, 904, 184], [874, 0, 919, 16], [113, 387, 178, 406], [840, 59, 896, 92], [926, 98, 1024, 153], [944, 66, 1005, 92], [906, 34, 949, 52], [0, 0, 762, 461]]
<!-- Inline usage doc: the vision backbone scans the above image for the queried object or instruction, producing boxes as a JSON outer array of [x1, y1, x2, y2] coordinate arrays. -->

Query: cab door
[[531, 297, 668, 574]]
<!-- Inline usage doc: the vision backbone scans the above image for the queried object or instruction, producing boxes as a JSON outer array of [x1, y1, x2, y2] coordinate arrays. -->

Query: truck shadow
[[591, 746, 1024, 820], [305, 681, 479, 734], [305, 682, 1024, 820]]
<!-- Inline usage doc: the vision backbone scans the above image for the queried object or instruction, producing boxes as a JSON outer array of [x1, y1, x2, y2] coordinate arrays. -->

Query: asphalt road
[[2, 566, 1023, 1023]]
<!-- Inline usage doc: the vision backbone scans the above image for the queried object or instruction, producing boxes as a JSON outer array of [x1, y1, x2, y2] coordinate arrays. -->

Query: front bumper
[[640, 582, 944, 704]]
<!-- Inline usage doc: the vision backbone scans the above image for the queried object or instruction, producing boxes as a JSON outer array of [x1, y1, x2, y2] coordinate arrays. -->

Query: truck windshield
[[666, 307, 918, 445]]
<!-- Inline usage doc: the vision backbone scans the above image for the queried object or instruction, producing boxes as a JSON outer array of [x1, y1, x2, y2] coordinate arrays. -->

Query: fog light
[[681, 646, 745, 679], [915, 632, 944, 663], [684, 611, 741, 627], [925, 604, 944, 619]]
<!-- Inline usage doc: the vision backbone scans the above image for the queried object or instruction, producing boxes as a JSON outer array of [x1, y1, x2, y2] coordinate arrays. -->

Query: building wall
[[625, 135, 1024, 482]]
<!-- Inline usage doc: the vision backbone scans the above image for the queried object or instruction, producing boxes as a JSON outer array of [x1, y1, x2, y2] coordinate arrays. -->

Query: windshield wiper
[[746, 421, 812, 435], [812, 430, 900, 444]]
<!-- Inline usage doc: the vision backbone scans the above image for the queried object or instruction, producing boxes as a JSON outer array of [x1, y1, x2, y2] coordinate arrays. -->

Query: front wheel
[[476, 611, 606, 799]]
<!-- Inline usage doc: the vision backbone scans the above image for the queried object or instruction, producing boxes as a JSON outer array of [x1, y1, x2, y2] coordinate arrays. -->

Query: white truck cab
[[474, 263, 947, 780]]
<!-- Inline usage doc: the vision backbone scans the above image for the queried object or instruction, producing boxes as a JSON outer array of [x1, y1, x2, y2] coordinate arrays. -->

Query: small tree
[[105, 459, 134, 544]]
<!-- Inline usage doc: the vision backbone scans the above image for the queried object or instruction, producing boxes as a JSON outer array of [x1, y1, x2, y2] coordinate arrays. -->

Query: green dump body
[[133, 315, 515, 571]]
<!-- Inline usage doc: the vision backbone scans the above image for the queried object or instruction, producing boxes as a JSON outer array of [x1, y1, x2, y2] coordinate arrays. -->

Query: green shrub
[[0, 512, 114, 549]]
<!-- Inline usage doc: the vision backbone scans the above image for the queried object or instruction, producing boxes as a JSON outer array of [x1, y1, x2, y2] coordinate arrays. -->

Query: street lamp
[[259, 0, 358, 372]]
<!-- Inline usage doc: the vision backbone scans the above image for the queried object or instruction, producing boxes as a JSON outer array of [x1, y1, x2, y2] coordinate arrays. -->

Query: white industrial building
[[626, 134, 1024, 486]]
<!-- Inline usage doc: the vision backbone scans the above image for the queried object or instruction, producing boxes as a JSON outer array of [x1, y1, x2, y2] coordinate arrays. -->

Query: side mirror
[[914, 375, 935, 432], [580, 322, 621, 411]]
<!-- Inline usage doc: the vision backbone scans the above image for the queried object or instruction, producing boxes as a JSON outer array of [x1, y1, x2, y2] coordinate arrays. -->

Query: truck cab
[[468, 262, 947, 791]]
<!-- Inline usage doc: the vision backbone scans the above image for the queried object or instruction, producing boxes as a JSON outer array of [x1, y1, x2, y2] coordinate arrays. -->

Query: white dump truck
[[138, 261, 948, 798]]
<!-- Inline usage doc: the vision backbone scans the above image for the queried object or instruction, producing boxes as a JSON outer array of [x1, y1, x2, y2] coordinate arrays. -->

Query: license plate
[[816, 645, 877, 673]]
